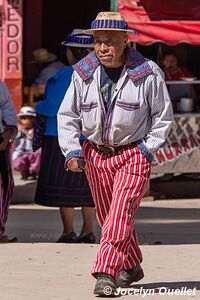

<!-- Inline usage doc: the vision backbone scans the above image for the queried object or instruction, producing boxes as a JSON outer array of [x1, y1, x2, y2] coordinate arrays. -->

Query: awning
[[115, 0, 200, 45]]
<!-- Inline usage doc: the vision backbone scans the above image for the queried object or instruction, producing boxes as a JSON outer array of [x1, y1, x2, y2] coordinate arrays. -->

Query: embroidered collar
[[73, 51, 99, 81], [73, 45, 153, 82], [125, 46, 153, 81]]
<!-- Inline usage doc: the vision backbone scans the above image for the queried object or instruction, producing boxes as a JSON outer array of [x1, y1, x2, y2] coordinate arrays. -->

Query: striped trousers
[[82, 141, 151, 279], [0, 149, 14, 236]]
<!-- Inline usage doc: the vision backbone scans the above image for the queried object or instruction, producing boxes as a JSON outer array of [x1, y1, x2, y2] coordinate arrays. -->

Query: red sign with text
[[0, 0, 23, 111]]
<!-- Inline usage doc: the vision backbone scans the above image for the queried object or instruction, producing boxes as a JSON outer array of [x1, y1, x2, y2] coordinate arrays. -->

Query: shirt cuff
[[65, 149, 83, 168], [136, 140, 154, 162]]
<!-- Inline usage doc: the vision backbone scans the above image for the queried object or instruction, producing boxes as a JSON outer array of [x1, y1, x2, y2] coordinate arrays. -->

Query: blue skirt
[[34, 136, 94, 207]]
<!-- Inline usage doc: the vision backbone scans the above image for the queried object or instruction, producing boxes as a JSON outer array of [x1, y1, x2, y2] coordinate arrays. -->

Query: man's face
[[94, 30, 128, 68]]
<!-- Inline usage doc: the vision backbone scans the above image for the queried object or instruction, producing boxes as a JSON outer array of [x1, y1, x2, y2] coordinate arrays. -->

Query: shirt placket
[[102, 71, 127, 145]]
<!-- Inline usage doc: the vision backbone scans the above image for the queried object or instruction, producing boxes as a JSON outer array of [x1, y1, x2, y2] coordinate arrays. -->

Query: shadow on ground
[[13, 181, 37, 204], [136, 206, 200, 245], [6, 205, 200, 244]]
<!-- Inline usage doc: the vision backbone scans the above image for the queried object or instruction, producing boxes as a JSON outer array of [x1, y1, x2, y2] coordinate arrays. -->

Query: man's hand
[[67, 158, 84, 173], [0, 128, 13, 151]]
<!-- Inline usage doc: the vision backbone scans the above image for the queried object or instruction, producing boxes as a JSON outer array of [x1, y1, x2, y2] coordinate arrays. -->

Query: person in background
[[34, 29, 96, 244], [0, 80, 18, 243], [162, 50, 195, 102], [30, 48, 65, 86], [12, 106, 41, 180], [58, 12, 173, 296]]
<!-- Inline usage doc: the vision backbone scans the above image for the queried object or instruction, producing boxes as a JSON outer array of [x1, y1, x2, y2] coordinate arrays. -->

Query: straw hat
[[29, 48, 57, 63], [61, 29, 94, 48], [84, 12, 137, 35]]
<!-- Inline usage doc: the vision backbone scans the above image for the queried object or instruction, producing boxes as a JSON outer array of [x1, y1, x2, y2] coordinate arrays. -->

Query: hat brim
[[83, 28, 137, 35], [61, 41, 94, 48], [17, 113, 36, 117], [28, 53, 57, 64]]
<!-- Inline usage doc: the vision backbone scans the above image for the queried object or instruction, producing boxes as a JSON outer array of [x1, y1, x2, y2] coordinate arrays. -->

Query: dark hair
[[162, 50, 178, 60], [68, 47, 92, 62]]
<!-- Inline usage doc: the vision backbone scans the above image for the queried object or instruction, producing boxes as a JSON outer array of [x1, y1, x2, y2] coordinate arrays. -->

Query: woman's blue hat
[[62, 29, 94, 48], [84, 12, 137, 35]]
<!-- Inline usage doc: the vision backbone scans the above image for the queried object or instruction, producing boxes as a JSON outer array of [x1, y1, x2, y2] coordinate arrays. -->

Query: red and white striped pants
[[82, 141, 151, 279]]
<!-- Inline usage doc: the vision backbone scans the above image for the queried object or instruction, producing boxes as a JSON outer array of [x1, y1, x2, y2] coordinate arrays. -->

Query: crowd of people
[[4, 9, 197, 296]]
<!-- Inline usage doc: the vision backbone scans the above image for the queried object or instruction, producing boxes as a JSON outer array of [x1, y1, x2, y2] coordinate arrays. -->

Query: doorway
[[42, 0, 110, 64]]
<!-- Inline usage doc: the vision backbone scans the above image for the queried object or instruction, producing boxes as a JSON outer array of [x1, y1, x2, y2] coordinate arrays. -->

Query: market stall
[[111, 0, 200, 174]]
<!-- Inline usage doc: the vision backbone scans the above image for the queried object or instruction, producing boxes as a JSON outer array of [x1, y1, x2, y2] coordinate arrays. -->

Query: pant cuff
[[92, 267, 117, 279], [123, 257, 143, 270]]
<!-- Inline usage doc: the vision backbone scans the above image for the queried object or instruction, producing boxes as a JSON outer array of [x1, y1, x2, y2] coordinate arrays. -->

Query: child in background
[[12, 106, 41, 180]]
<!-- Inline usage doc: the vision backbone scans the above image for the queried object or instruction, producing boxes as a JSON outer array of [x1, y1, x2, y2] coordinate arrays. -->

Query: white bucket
[[179, 98, 194, 112]]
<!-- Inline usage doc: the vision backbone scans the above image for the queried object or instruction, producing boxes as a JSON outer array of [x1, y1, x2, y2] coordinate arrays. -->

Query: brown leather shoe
[[116, 265, 144, 287], [94, 273, 118, 296]]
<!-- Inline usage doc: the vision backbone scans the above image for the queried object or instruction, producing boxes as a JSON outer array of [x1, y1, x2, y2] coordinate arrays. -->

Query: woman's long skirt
[[35, 136, 94, 207], [0, 149, 14, 235]]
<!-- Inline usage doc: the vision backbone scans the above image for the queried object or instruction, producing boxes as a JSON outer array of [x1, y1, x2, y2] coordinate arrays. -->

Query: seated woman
[[162, 50, 195, 104]]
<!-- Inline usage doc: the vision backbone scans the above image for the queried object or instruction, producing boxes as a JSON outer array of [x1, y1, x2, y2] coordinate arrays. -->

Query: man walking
[[58, 12, 173, 296]]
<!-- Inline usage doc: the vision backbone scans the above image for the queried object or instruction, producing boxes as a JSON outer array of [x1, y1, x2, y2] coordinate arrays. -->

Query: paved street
[[0, 175, 200, 299]]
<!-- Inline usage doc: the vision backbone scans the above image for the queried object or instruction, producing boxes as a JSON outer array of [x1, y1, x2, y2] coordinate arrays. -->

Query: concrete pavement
[[0, 243, 199, 300], [0, 173, 199, 299]]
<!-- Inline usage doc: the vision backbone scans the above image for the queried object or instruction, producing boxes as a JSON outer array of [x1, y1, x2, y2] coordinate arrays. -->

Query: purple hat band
[[91, 19, 131, 30], [63, 33, 94, 45]]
